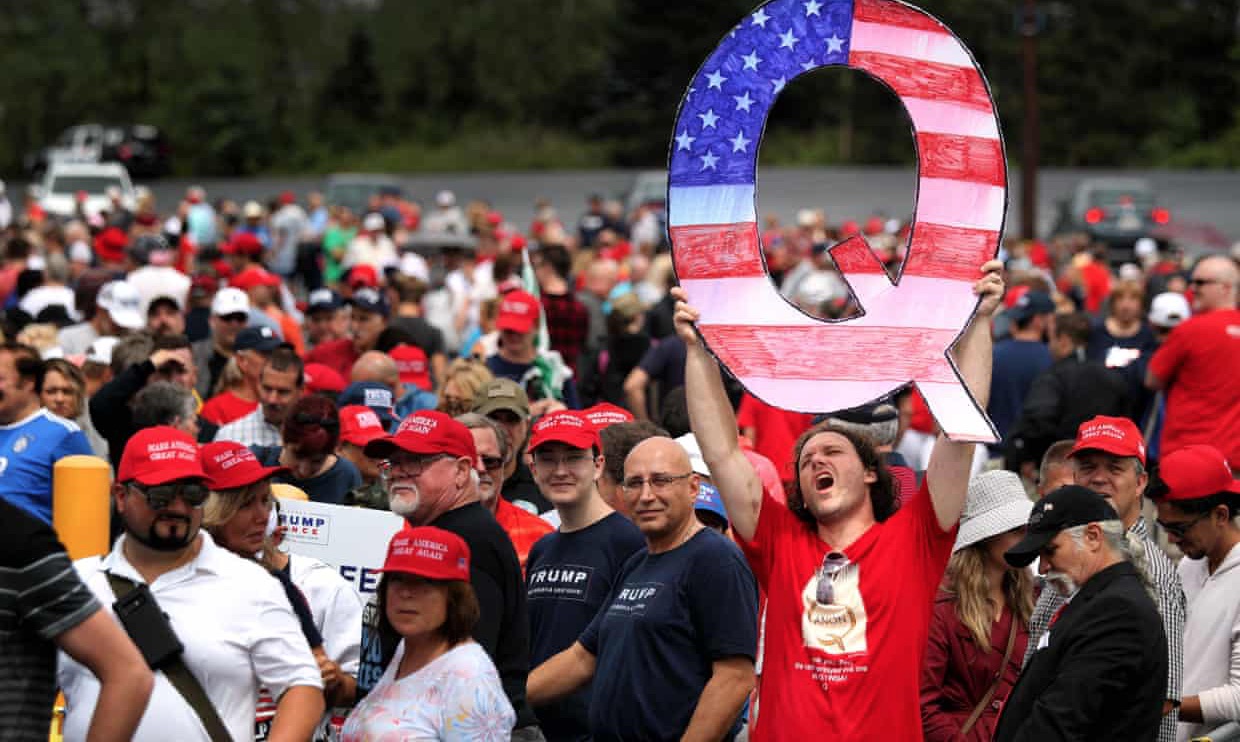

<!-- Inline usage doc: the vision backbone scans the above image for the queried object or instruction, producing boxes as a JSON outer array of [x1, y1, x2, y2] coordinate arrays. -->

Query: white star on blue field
[[670, 0, 854, 187]]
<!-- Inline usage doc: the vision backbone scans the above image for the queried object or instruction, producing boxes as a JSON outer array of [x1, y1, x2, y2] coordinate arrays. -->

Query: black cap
[[348, 287, 390, 318], [307, 288, 344, 314], [234, 325, 283, 353], [1004, 485, 1119, 567], [1007, 290, 1055, 323]]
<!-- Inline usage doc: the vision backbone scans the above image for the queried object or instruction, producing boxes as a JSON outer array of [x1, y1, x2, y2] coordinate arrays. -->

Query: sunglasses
[[1188, 278, 1221, 288], [1156, 512, 1210, 538], [481, 456, 506, 471], [127, 481, 209, 509], [816, 551, 850, 605]]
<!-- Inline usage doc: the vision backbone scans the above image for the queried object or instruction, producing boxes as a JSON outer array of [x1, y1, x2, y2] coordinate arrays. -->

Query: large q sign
[[669, 0, 1005, 443]]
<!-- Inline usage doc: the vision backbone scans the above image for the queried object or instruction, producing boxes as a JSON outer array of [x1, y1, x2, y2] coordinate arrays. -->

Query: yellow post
[[52, 455, 112, 561]]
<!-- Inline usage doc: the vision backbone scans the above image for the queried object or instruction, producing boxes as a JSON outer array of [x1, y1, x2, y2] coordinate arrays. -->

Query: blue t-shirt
[[485, 354, 580, 409], [526, 512, 646, 741], [0, 409, 93, 523], [580, 528, 758, 742], [638, 335, 687, 392], [987, 339, 1052, 443]]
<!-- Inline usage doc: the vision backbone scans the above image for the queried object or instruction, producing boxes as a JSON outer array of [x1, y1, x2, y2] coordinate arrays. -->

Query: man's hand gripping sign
[[668, 0, 1006, 443]]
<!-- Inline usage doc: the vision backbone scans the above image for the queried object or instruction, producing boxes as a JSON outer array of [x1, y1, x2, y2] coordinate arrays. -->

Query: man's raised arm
[[925, 260, 1005, 530], [673, 287, 762, 541]]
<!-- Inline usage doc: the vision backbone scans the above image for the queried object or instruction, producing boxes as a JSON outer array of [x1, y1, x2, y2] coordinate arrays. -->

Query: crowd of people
[[1, 182, 1238, 741]]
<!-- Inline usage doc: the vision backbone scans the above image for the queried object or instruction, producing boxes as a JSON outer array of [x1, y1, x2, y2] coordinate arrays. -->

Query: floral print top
[[341, 640, 515, 741]]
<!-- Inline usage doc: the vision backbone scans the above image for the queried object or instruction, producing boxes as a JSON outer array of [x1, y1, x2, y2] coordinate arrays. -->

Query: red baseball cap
[[1069, 415, 1147, 465], [364, 410, 478, 463], [348, 265, 379, 289], [583, 402, 634, 430], [231, 266, 281, 292], [199, 441, 287, 490], [304, 363, 347, 394], [339, 405, 389, 448], [118, 427, 207, 485], [496, 290, 540, 334], [390, 344, 432, 391], [379, 526, 471, 582], [225, 232, 264, 257], [529, 410, 601, 452], [94, 227, 129, 264], [279, 190, 296, 205], [1155, 445, 1240, 501]]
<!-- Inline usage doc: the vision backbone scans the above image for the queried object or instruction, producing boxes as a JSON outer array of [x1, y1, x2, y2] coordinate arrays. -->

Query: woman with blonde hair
[[921, 470, 1035, 741], [436, 357, 494, 417]]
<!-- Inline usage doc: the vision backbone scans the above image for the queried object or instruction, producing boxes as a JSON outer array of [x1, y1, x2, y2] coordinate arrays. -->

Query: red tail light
[[1151, 208, 1170, 225], [118, 144, 131, 160], [1085, 207, 1106, 224]]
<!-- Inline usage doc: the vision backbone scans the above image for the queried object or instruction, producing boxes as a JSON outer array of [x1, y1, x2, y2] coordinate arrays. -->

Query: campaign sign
[[668, 0, 1005, 442], [278, 499, 404, 596]]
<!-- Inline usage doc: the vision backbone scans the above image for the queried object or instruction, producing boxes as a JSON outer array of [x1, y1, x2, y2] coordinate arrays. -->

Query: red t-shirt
[[199, 390, 258, 426], [493, 498, 554, 575], [737, 480, 956, 741], [1148, 308, 1240, 463], [736, 393, 815, 484], [305, 338, 360, 379]]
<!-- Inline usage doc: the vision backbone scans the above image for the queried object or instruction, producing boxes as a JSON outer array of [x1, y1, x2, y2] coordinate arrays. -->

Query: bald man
[[1147, 255, 1240, 465], [529, 437, 758, 741], [350, 350, 435, 421]]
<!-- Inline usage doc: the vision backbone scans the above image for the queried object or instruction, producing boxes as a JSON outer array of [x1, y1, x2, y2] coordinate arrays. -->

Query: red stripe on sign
[[700, 325, 960, 383], [852, 0, 950, 34], [850, 52, 991, 111], [830, 234, 888, 275], [670, 223, 764, 279], [917, 133, 1006, 187], [902, 224, 999, 280]]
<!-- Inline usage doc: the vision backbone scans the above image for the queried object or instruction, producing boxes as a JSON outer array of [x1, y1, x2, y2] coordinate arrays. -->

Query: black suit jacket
[[993, 561, 1167, 742]]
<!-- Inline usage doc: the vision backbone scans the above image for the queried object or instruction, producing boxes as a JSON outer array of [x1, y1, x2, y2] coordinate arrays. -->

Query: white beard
[[388, 482, 421, 519], [1044, 570, 1078, 596]]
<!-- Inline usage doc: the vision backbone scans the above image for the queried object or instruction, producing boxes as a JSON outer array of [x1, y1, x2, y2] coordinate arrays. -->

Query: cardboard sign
[[279, 499, 405, 596], [668, 0, 1004, 443]]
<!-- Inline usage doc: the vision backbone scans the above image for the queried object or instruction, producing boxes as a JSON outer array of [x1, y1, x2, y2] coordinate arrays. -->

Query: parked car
[[325, 173, 403, 215], [24, 123, 170, 179], [1054, 177, 1170, 263], [36, 162, 136, 220]]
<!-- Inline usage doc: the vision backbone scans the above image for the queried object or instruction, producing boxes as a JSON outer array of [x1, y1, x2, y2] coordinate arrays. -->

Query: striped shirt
[[1024, 516, 1186, 742], [0, 498, 101, 740]]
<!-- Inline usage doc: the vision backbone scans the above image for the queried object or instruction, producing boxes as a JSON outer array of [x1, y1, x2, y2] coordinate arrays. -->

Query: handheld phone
[[112, 583, 184, 669]]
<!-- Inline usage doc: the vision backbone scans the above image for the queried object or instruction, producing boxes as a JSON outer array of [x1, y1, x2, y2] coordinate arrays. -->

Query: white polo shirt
[[288, 554, 362, 675], [57, 532, 322, 742]]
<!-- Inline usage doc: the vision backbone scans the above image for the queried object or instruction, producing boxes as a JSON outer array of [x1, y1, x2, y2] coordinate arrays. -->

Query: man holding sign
[[673, 260, 1003, 740]]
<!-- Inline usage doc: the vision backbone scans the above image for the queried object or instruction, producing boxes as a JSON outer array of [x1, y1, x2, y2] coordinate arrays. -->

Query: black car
[[24, 123, 171, 179]]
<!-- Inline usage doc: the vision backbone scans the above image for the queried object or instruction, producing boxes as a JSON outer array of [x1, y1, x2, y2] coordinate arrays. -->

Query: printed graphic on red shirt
[[801, 557, 867, 655]]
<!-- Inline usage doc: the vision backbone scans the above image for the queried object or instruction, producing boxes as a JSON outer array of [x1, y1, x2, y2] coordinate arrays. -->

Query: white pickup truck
[[36, 162, 136, 220]]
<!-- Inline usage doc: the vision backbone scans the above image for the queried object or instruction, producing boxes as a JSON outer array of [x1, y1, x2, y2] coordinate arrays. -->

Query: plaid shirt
[[213, 406, 282, 448], [1024, 516, 1185, 742], [541, 292, 590, 373]]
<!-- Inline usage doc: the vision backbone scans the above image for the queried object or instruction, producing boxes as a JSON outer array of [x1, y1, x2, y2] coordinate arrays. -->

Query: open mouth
[[815, 472, 835, 491]]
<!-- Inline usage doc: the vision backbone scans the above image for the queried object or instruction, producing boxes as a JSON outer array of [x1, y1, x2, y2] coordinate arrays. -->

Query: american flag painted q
[[668, 0, 1005, 443]]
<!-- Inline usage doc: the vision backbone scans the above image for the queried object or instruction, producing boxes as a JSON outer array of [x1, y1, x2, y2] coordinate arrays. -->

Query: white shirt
[[1178, 543, 1240, 742], [288, 554, 363, 676], [57, 532, 322, 742]]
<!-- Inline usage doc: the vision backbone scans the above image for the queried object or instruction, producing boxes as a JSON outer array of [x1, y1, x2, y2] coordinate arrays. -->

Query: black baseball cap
[[348, 287, 390, 318], [307, 288, 343, 314], [234, 325, 283, 353], [1004, 485, 1119, 567]]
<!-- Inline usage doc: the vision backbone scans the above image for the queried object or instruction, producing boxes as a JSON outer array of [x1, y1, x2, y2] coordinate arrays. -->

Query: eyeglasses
[[619, 472, 693, 495], [382, 453, 454, 478], [1188, 278, 1223, 288], [816, 551, 850, 605], [480, 455, 506, 472], [127, 481, 210, 510], [533, 451, 595, 469], [1156, 512, 1210, 538]]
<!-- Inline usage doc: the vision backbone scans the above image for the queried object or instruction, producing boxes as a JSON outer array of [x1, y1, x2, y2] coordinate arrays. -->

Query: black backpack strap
[[105, 572, 233, 742]]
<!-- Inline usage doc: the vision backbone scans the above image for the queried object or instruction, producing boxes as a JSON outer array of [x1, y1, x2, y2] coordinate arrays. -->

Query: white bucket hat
[[953, 470, 1034, 553]]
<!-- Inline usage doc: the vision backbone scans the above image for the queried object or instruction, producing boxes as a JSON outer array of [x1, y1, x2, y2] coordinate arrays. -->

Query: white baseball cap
[[362, 212, 386, 231], [85, 336, 120, 365], [211, 287, 251, 317], [97, 281, 144, 330], [436, 190, 456, 207], [1149, 292, 1191, 328]]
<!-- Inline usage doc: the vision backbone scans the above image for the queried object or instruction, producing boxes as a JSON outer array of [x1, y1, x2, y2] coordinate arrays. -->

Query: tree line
[[0, 0, 1235, 176]]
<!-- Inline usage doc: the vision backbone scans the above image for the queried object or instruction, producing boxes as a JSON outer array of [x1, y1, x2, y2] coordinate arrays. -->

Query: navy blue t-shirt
[[251, 446, 361, 504], [486, 354, 580, 409], [987, 339, 1052, 443], [526, 512, 646, 741], [638, 335, 687, 393], [579, 528, 758, 742]]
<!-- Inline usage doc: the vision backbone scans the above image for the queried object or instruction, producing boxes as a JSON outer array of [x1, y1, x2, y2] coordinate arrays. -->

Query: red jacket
[[920, 592, 1028, 742]]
